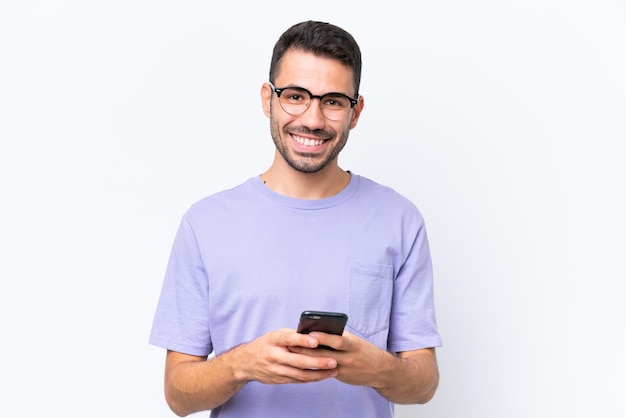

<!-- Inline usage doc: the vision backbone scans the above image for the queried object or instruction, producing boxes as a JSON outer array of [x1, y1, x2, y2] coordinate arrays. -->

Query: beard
[[269, 113, 350, 174]]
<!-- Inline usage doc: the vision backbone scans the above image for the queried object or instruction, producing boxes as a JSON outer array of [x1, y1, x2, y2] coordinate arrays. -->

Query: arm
[[163, 329, 339, 417], [301, 330, 439, 404], [373, 348, 439, 404]]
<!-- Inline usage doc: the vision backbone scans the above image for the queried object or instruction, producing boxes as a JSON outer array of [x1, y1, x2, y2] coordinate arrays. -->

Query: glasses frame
[[268, 82, 359, 120]]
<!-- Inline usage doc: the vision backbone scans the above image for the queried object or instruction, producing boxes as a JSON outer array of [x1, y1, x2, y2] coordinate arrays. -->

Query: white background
[[1, 1, 624, 417]]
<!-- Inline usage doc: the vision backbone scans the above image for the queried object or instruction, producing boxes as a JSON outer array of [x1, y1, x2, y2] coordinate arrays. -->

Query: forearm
[[165, 348, 248, 416], [373, 348, 439, 404], [164, 331, 339, 416]]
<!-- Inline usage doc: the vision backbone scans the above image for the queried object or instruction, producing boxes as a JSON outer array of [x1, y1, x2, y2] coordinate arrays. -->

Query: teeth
[[293, 135, 324, 146]]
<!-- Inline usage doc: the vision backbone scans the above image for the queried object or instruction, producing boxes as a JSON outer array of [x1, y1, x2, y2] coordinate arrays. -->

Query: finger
[[284, 351, 337, 370], [273, 365, 338, 383], [340, 329, 354, 337], [273, 330, 319, 349], [308, 332, 344, 350], [252, 357, 337, 384]]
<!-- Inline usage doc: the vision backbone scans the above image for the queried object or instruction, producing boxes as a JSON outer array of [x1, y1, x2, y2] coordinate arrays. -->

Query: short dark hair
[[269, 20, 362, 96]]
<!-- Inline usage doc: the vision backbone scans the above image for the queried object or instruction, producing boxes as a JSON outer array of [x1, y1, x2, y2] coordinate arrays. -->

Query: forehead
[[275, 49, 355, 95]]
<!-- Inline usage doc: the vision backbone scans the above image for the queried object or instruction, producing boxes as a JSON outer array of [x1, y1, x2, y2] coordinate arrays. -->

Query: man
[[149, 20, 442, 417]]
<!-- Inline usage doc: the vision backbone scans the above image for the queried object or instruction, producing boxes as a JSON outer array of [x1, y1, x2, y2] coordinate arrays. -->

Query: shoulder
[[183, 178, 259, 222], [353, 175, 425, 221]]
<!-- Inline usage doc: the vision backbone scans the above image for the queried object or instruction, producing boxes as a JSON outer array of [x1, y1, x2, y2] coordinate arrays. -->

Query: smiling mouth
[[292, 134, 326, 146]]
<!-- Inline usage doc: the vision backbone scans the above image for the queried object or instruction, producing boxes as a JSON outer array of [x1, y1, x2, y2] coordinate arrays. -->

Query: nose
[[298, 98, 326, 130]]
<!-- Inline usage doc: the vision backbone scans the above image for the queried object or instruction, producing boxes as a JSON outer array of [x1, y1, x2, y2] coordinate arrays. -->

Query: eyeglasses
[[269, 82, 358, 121]]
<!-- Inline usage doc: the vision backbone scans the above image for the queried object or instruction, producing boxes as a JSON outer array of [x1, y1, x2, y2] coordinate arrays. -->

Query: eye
[[323, 94, 350, 108], [283, 88, 307, 103]]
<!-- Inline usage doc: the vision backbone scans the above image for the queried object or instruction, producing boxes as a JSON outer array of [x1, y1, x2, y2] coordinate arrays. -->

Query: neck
[[261, 158, 350, 200]]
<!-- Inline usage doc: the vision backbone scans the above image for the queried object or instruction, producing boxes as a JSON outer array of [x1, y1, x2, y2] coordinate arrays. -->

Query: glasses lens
[[277, 87, 352, 121], [278, 87, 310, 116], [319, 94, 351, 121]]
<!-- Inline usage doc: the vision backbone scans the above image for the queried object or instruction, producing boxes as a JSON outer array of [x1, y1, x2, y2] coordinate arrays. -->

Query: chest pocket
[[346, 261, 394, 339]]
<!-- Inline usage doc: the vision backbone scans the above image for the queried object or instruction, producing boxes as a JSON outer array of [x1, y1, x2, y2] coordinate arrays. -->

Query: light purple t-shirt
[[149, 174, 442, 418]]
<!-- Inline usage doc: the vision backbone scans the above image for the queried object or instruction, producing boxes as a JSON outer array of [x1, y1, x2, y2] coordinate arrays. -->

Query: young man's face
[[262, 49, 364, 174]]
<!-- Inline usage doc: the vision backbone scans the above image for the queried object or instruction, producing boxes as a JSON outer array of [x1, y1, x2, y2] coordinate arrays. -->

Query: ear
[[261, 83, 272, 118], [349, 95, 365, 130]]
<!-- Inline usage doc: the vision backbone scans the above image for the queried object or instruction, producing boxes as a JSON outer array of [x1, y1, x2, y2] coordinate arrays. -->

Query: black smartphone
[[297, 310, 348, 336]]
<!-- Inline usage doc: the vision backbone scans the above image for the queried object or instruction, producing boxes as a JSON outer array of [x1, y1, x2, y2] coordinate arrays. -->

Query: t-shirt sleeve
[[388, 218, 443, 353], [148, 215, 213, 356]]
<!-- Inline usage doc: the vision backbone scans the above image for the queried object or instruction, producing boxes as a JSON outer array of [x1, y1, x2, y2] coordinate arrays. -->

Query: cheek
[[338, 120, 354, 135], [348, 108, 361, 129]]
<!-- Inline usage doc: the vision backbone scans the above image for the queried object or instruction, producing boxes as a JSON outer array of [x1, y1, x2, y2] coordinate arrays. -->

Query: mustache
[[285, 126, 333, 138]]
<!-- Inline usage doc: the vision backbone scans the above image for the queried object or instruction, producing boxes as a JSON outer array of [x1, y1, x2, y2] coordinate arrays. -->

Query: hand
[[234, 328, 339, 385], [291, 329, 389, 388]]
